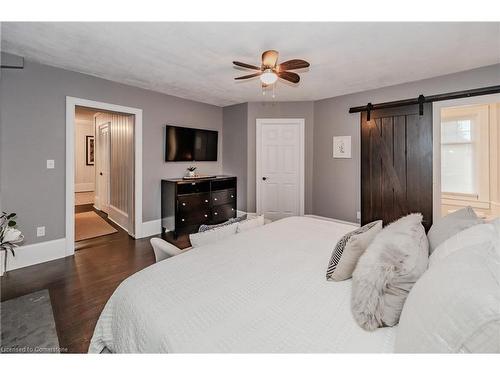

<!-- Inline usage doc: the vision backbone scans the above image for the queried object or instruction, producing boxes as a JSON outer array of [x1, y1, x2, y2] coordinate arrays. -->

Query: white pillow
[[237, 215, 265, 233], [351, 213, 429, 331], [429, 219, 499, 268], [427, 206, 482, 253], [396, 240, 500, 353], [189, 222, 238, 248]]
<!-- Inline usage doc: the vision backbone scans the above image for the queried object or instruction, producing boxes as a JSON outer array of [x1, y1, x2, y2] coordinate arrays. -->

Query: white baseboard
[[305, 214, 359, 227], [75, 183, 95, 192], [141, 219, 162, 238], [5, 238, 68, 272], [108, 205, 129, 232]]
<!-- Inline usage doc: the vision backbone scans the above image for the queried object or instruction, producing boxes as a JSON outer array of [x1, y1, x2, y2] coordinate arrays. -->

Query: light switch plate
[[37, 226, 46, 237], [46, 160, 55, 169], [356, 211, 361, 220]]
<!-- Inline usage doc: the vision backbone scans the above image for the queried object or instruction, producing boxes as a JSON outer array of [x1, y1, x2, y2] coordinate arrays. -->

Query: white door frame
[[66, 97, 143, 255], [256, 118, 305, 217], [432, 93, 500, 221]]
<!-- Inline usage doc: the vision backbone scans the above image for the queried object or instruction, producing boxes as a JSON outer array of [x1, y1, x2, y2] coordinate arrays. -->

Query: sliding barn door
[[361, 103, 433, 230]]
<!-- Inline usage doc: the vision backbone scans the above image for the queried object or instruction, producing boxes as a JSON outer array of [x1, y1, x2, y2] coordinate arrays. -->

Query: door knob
[[100, 172, 103, 176], [262, 177, 267, 181]]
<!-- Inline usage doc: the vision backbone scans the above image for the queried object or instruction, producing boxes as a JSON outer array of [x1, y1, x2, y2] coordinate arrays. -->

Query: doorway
[[433, 94, 500, 221], [73, 106, 135, 243], [256, 118, 305, 221], [66, 97, 143, 255]]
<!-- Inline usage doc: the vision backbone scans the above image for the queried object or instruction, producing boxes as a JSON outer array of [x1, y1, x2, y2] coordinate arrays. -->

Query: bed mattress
[[89, 216, 397, 353]]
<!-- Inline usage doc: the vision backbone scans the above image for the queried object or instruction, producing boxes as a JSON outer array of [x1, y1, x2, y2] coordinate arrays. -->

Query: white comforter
[[89, 216, 396, 353]]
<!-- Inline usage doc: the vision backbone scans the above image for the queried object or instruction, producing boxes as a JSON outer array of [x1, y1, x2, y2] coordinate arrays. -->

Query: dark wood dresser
[[161, 176, 237, 236]]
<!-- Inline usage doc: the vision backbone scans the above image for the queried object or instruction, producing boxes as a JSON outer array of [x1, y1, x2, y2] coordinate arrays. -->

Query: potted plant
[[0, 212, 24, 276], [186, 166, 197, 178]]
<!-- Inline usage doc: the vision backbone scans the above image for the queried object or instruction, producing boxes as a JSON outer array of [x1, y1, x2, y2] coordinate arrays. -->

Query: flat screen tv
[[165, 125, 218, 162]]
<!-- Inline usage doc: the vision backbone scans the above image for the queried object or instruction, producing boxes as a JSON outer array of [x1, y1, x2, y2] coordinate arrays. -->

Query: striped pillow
[[326, 220, 382, 281], [198, 216, 244, 233]]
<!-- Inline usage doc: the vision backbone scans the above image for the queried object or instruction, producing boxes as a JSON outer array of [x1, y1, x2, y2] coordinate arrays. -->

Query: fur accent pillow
[[326, 220, 382, 281], [351, 213, 429, 331]]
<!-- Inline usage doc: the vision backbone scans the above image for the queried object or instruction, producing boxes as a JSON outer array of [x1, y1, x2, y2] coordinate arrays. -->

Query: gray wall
[[222, 103, 248, 211], [2, 50, 499, 246], [313, 63, 500, 223], [0, 54, 222, 244], [246, 102, 314, 213]]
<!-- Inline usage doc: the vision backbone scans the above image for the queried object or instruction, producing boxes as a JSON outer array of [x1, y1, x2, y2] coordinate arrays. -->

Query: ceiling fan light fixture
[[260, 69, 278, 85]]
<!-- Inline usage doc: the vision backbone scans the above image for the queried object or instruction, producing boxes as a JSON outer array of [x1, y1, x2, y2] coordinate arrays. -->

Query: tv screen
[[165, 125, 218, 162]]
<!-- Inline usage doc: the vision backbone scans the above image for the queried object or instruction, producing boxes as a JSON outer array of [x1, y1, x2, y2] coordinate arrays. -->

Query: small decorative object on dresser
[[0, 212, 24, 276], [186, 166, 197, 178], [161, 176, 237, 237]]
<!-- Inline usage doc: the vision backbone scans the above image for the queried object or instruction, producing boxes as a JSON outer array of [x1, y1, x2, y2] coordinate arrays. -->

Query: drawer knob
[[232, 208, 234, 211], [214, 212, 218, 215], [231, 195, 234, 198], [205, 199, 208, 203], [191, 183, 196, 186], [214, 198, 218, 201], [181, 219, 185, 222], [182, 202, 186, 206]]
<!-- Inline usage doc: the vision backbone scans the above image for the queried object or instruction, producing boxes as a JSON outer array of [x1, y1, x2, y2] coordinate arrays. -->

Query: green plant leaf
[[8, 220, 16, 227], [7, 213, 16, 219]]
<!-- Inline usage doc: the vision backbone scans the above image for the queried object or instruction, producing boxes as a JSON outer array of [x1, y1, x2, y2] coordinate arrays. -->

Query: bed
[[88, 216, 397, 353]]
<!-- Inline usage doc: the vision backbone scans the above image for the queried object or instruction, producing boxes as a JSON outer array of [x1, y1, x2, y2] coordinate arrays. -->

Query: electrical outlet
[[46, 160, 55, 169], [356, 211, 361, 220], [37, 226, 46, 237]]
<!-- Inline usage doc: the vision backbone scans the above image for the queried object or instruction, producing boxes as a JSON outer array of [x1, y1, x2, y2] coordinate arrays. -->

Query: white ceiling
[[2, 22, 499, 107]]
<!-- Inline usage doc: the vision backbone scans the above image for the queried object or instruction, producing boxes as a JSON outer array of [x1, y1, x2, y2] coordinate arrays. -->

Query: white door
[[96, 122, 111, 213], [256, 119, 305, 221]]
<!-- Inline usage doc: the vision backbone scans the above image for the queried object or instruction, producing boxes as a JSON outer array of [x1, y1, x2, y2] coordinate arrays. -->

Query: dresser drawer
[[177, 181, 210, 195], [211, 189, 236, 206], [177, 209, 211, 226], [177, 193, 210, 212], [211, 203, 236, 224]]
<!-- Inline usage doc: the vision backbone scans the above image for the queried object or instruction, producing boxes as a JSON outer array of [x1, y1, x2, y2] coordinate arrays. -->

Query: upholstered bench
[[150, 238, 189, 262]]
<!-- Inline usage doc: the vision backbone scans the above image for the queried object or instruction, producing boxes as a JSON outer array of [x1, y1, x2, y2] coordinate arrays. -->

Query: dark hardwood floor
[[0, 204, 190, 353]]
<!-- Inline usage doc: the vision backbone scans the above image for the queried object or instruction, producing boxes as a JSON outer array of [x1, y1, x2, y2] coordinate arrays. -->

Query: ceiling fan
[[233, 50, 309, 88]]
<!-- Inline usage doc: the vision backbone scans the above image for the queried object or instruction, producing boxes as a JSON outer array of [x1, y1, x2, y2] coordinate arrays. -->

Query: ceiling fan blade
[[278, 71, 300, 83], [278, 59, 310, 71], [233, 61, 261, 70], [234, 72, 262, 80], [262, 50, 279, 68]]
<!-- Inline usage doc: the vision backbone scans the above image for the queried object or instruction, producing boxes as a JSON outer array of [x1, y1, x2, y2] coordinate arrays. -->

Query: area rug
[[1, 289, 61, 353], [75, 211, 117, 241]]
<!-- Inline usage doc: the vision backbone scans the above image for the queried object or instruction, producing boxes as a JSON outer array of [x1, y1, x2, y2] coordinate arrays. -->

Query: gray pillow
[[326, 220, 382, 281], [427, 207, 482, 253], [351, 213, 429, 331]]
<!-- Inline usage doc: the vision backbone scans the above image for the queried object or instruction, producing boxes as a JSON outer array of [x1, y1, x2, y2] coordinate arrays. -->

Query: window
[[441, 118, 476, 195]]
